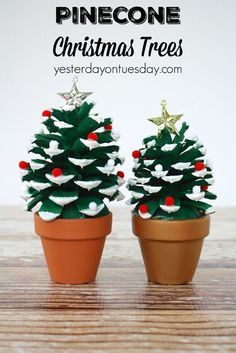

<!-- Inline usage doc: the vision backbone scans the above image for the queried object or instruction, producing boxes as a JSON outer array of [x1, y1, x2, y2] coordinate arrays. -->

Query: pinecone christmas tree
[[19, 81, 125, 221], [127, 100, 216, 220]]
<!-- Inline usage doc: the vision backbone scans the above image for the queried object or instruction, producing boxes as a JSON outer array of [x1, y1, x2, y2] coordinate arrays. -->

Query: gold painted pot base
[[132, 215, 210, 285]]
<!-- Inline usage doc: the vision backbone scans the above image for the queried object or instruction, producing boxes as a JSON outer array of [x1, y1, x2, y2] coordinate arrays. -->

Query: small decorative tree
[[127, 100, 216, 220], [19, 80, 125, 221], [128, 100, 216, 285]]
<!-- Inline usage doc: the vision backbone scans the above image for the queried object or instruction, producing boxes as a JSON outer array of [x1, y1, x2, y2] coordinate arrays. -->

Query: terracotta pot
[[132, 214, 210, 285], [34, 213, 112, 284]]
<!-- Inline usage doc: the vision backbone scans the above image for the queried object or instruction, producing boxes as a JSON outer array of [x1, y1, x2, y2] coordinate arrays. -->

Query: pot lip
[[34, 212, 112, 240], [132, 214, 210, 242]]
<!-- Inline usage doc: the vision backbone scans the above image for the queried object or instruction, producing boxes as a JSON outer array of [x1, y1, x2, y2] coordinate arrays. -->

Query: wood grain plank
[[0, 206, 236, 353], [0, 267, 236, 310]]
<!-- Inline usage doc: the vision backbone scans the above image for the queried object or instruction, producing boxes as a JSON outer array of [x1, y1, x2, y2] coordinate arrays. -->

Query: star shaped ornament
[[58, 81, 92, 110], [148, 100, 183, 134]]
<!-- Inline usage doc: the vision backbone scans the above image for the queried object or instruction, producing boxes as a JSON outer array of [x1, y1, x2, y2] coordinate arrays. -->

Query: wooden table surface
[[0, 206, 236, 353]]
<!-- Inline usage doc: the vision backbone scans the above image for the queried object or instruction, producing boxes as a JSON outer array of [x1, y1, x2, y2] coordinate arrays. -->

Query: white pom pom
[[107, 159, 115, 167], [111, 130, 120, 141], [193, 185, 201, 194], [155, 164, 163, 172], [89, 202, 97, 211]]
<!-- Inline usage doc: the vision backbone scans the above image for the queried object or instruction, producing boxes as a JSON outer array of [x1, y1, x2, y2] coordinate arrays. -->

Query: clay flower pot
[[132, 214, 210, 285], [34, 213, 112, 284]]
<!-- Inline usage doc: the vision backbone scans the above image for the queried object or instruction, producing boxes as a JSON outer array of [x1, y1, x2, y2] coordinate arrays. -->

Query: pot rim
[[34, 212, 112, 240], [132, 214, 210, 242]]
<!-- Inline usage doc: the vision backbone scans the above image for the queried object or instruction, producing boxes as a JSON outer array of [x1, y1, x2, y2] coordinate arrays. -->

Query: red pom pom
[[87, 132, 98, 141], [195, 162, 205, 171], [42, 110, 52, 118], [117, 171, 125, 178], [52, 168, 62, 177], [165, 196, 175, 206], [19, 161, 29, 170], [132, 150, 141, 159], [201, 185, 208, 191], [139, 204, 149, 213], [105, 124, 112, 130]]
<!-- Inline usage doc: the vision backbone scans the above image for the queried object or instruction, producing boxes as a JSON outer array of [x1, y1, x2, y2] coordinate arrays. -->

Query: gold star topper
[[58, 77, 92, 110], [148, 100, 183, 134]]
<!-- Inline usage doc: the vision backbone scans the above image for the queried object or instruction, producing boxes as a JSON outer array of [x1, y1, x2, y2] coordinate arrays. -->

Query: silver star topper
[[58, 78, 92, 111]]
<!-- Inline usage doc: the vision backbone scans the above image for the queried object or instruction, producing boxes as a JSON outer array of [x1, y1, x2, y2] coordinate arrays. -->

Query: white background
[[1, 0, 236, 206]]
